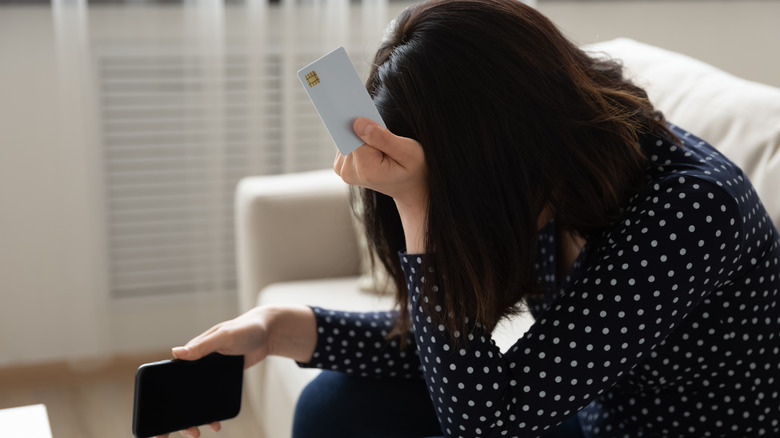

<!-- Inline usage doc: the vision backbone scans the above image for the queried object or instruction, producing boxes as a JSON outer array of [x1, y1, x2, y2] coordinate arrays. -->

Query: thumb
[[172, 334, 216, 361], [353, 117, 403, 156], [171, 345, 199, 361]]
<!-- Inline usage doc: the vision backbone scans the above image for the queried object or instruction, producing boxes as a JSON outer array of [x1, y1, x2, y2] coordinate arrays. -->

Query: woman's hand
[[335, 117, 429, 253], [334, 118, 427, 212], [153, 422, 220, 438], [154, 304, 317, 438], [171, 306, 271, 368]]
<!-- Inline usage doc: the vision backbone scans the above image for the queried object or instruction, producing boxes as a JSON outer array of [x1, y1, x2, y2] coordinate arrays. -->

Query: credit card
[[297, 47, 387, 155]]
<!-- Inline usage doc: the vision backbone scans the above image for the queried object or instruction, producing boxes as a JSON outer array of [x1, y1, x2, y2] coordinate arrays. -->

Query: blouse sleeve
[[298, 306, 423, 379], [401, 176, 745, 437]]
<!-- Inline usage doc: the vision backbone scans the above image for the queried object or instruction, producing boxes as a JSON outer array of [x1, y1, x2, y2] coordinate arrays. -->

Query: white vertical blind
[[93, 1, 385, 299]]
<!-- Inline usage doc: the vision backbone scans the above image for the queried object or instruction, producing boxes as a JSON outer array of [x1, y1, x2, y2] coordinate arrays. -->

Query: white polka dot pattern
[[304, 308, 421, 379], [302, 125, 780, 437]]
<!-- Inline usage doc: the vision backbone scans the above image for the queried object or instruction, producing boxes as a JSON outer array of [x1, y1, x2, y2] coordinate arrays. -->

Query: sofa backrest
[[587, 38, 780, 226]]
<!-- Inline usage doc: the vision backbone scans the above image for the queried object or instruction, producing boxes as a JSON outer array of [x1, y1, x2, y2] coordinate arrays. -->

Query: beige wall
[[0, 8, 104, 365], [539, 1, 780, 88], [0, 0, 778, 368]]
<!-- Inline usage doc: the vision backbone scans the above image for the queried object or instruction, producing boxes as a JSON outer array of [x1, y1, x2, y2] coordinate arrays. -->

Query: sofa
[[234, 38, 780, 438]]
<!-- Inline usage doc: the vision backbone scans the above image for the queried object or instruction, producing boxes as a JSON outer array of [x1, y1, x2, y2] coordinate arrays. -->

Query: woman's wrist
[[394, 197, 427, 254], [263, 304, 317, 363]]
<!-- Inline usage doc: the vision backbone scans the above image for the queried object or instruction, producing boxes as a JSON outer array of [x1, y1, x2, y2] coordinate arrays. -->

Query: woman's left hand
[[334, 117, 427, 213]]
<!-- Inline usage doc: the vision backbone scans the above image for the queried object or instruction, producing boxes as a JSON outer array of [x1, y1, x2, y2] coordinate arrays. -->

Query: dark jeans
[[292, 370, 584, 438]]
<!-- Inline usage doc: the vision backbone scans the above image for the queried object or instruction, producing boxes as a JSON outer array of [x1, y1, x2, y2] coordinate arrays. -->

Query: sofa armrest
[[235, 169, 361, 312]]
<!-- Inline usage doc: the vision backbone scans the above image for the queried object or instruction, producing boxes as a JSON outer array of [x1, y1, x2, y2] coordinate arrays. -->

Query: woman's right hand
[[154, 304, 317, 438], [151, 307, 272, 438], [171, 305, 271, 368]]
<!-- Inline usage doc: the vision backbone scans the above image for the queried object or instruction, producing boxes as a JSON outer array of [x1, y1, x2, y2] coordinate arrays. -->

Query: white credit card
[[297, 47, 387, 155]]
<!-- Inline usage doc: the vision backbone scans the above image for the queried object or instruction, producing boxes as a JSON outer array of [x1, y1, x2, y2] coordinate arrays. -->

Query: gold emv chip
[[305, 71, 320, 87]]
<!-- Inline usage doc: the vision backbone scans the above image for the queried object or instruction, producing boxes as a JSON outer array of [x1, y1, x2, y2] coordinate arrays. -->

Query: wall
[[0, 0, 778, 368], [539, 1, 780, 88], [0, 8, 105, 366], [0, 6, 247, 367], [0, 2, 390, 368]]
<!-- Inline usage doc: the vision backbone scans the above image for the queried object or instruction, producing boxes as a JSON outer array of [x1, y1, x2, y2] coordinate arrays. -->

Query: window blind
[[95, 45, 353, 298]]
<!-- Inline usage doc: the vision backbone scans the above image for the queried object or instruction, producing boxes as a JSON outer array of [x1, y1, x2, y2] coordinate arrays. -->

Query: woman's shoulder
[[593, 125, 751, 253], [639, 124, 755, 214]]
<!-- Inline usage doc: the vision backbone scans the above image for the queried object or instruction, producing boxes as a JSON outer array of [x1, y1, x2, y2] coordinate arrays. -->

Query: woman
[[162, 1, 780, 437]]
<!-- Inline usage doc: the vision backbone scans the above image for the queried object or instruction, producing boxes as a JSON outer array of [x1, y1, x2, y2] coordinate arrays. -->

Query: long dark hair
[[356, 0, 672, 343]]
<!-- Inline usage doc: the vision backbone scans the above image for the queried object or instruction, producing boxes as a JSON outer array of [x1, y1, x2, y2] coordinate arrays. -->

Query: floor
[[0, 353, 264, 438]]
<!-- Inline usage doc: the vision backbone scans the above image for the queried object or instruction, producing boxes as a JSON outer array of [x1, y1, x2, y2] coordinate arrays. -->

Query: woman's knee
[[292, 370, 442, 438], [292, 371, 360, 438]]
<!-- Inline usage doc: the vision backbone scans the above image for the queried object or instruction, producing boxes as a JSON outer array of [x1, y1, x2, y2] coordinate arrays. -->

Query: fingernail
[[172, 346, 189, 356], [356, 118, 374, 136]]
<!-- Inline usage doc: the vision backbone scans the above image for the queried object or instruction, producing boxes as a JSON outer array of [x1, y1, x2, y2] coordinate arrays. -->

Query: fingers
[[337, 119, 426, 202], [153, 421, 220, 438], [334, 149, 360, 185], [338, 118, 401, 185], [333, 151, 345, 178], [353, 118, 406, 159], [172, 323, 223, 361], [353, 117, 380, 142], [179, 426, 200, 438], [177, 421, 220, 438], [353, 118, 425, 172], [174, 335, 215, 361], [333, 151, 341, 173], [154, 421, 218, 438]]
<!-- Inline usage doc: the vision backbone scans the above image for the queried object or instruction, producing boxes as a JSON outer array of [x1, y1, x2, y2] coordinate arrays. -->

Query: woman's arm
[[172, 303, 317, 366], [297, 307, 422, 379], [396, 200, 427, 254], [400, 177, 744, 437], [335, 117, 428, 254], [155, 304, 317, 438], [175, 303, 422, 378], [263, 304, 319, 362]]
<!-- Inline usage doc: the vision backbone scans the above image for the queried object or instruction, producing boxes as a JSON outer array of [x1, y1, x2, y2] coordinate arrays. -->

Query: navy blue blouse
[[301, 124, 780, 437]]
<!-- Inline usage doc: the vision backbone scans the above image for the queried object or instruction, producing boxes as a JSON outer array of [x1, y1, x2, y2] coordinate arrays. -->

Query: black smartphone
[[132, 353, 244, 438]]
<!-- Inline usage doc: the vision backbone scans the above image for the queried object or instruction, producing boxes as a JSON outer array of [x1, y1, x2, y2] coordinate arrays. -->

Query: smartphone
[[132, 353, 244, 438]]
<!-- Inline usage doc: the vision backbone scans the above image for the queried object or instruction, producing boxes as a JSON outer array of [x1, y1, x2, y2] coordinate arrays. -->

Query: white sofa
[[235, 38, 780, 438]]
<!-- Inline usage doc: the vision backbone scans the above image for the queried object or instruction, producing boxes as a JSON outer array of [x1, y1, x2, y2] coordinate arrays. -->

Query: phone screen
[[132, 353, 244, 438]]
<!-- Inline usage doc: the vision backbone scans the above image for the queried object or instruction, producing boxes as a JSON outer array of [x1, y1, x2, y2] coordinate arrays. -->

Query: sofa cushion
[[259, 277, 395, 312]]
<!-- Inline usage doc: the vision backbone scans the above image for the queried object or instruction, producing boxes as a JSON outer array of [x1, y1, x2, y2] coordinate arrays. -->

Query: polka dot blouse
[[301, 124, 780, 437]]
